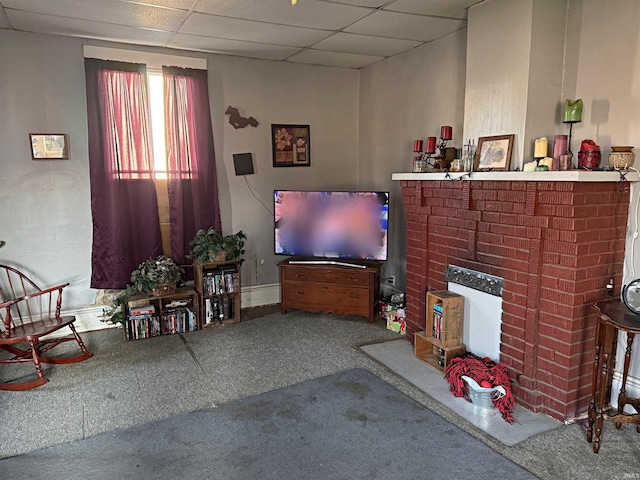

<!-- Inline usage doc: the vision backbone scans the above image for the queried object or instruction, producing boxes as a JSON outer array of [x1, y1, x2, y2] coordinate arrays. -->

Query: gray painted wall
[[0, 30, 360, 307], [358, 29, 468, 289], [0, 31, 93, 308]]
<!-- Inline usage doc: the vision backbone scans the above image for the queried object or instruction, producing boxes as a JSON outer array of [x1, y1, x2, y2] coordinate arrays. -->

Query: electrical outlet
[[389, 275, 396, 286]]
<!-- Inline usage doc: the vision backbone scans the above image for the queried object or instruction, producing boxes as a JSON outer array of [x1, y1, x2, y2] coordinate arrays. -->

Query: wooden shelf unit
[[124, 286, 199, 341], [279, 259, 381, 322], [414, 331, 466, 371], [415, 290, 465, 370], [194, 260, 241, 328]]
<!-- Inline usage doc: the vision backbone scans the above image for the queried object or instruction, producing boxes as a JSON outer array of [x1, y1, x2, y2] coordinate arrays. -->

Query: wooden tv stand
[[279, 259, 381, 322]]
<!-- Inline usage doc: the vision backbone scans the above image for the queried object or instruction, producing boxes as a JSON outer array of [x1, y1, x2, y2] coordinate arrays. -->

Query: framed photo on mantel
[[272, 124, 310, 167], [474, 134, 514, 171], [30, 133, 69, 160]]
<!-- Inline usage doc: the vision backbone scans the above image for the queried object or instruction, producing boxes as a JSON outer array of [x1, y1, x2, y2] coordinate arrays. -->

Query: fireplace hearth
[[397, 176, 631, 421]]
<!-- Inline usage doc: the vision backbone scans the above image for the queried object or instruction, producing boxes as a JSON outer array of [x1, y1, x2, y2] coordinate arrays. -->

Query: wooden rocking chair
[[0, 264, 93, 390]]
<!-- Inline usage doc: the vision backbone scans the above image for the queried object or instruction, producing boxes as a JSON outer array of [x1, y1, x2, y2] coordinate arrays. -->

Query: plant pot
[[151, 282, 177, 297], [211, 251, 228, 263], [609, 151, 635, 170]]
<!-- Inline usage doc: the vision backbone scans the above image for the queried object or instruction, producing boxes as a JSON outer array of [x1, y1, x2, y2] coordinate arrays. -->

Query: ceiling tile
[[311, 32, 421, 57], [345, 10, 465, 41], [193, 0, 372, 30], [169, 33, 302, 60], [1, 0, 187, 31], [181, 12, 331, 47], [287, 49, 383, 69], [384, 0, 478, 19], [0, 11, 10, 29], [6, 9, 172, 45], [324, 0, 390, 7], [125, 0, 197, 9]]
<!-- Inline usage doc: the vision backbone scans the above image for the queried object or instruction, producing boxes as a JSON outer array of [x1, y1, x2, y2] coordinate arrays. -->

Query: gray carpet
[[0, 368, 535, 480]]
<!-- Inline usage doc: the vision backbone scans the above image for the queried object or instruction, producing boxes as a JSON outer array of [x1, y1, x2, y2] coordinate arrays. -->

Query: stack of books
[[127, 305, 160, 340]]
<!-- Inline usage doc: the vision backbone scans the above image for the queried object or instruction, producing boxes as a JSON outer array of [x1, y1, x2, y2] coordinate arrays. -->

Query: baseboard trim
[[50, 284, 281, 335], [241, 283, 281, 308], [43, 305, 116, 337]]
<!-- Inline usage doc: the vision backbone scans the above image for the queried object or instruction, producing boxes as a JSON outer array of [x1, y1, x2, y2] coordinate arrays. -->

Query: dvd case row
[[127, 315, 161, 340], [126, 307, 197, 340], [204, 295, 236, 325], [432, 303, 443, 340], [203, 265, 239, 296]]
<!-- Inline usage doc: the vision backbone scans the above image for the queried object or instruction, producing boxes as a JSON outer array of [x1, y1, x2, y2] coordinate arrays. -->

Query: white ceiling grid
[[0, 0, 479, 69]]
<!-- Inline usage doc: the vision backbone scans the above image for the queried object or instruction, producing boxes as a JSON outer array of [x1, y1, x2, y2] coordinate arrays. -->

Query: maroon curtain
[[85, 59, 162, 289], [163, 66, 221, 266]]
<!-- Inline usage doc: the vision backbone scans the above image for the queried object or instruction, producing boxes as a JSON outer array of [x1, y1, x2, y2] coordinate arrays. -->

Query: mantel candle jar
[[578, 139, 601, 170]]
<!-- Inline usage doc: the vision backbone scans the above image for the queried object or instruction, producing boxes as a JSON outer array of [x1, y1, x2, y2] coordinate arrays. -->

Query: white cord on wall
[[628, 167, 639, 281]]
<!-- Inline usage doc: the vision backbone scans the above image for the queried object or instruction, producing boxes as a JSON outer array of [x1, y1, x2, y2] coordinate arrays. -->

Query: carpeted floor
[[0, 368, 535, 480], [1, 310, 640, 479]]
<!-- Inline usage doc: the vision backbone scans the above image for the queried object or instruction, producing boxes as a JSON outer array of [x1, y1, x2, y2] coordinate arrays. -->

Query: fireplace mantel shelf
[[392, 171, 640, 182]]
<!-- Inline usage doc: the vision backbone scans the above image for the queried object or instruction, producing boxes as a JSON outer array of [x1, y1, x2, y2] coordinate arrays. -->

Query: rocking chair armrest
[[0, 283, 70, 309]]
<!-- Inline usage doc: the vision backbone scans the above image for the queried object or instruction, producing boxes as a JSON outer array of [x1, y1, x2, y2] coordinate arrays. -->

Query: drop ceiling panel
[[0, 11, 10, 29], [169, 33, 301, 60], [181, 12, 330, 47], [1, 0, 187, 31], [125, 0, 197, 9], [384, 0, 477, 19], [345, 10, 465, 41], [7, 10, 173, 45], [0, 0, 472, 68], [288, 49, 383, 69], [312, 32, 420, 57], [194, 0, 373, 30], [325, 0, 390, 7]]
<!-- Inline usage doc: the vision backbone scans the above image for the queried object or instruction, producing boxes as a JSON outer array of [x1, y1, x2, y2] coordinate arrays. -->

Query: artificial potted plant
[[101, 255, 184, 325], [101, 287, 135, 326], [130, 255, 184, 297], [187, 228, 246, 264]]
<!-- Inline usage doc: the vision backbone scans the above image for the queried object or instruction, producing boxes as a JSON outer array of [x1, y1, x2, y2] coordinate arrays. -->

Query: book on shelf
[[433, 303, 443, 340], [127, 315, 160, 340], [162, 307, 197, 334], [130, 304, 155, 316]]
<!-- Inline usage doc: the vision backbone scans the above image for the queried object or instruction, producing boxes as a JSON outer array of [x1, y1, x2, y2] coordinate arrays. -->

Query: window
[[85, 51, 220, 287], [147, 69, 168, 180]]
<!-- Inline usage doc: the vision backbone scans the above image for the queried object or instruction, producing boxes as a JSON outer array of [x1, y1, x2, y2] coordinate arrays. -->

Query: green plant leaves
[[187, 229, 246, 264]]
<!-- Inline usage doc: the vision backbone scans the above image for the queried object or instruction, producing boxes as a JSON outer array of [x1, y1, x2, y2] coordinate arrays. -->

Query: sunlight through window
[[148, 70, 167, 179]]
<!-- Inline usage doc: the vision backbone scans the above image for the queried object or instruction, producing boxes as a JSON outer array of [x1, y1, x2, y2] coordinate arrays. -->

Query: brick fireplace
[[398, 176, 631, 421]]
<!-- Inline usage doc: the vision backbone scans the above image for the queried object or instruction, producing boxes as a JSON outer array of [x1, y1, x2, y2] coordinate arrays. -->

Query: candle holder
[[562, 99, 583, 155], [434, 137, 450, 170], [412, 139, 436, 172], [564, 120, 579, 155]]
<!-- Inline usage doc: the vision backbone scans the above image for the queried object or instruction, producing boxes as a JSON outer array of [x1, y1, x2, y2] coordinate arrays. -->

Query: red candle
[[426, 137, 437, 154], [413, 139, 424, 152], [441, 126, 452, 140]]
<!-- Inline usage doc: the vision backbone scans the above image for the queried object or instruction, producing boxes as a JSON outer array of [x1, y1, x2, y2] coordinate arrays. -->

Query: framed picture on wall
[[474, 134, 514, 171], [30, 133, 69, 160], [271, 124, 310, 167]]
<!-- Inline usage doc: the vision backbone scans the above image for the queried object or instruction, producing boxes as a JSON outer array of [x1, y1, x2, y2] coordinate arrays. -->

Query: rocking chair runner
[[0, 264, 93, 390]]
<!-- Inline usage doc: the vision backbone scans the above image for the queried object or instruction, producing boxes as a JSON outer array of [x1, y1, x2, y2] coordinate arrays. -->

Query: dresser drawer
[[283, 266, 371, 286], [283, 283, 370, 316]]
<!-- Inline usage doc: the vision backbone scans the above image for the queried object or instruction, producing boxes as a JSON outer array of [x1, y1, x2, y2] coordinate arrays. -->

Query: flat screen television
[[274, 190, 389, 261]]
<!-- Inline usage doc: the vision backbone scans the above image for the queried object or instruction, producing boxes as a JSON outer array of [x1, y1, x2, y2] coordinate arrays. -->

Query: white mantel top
[[391, 171, 640, 182]]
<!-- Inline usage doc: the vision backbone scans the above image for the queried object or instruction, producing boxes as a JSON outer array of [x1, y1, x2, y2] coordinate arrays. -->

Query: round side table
[[588, 300, 640, 453]]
